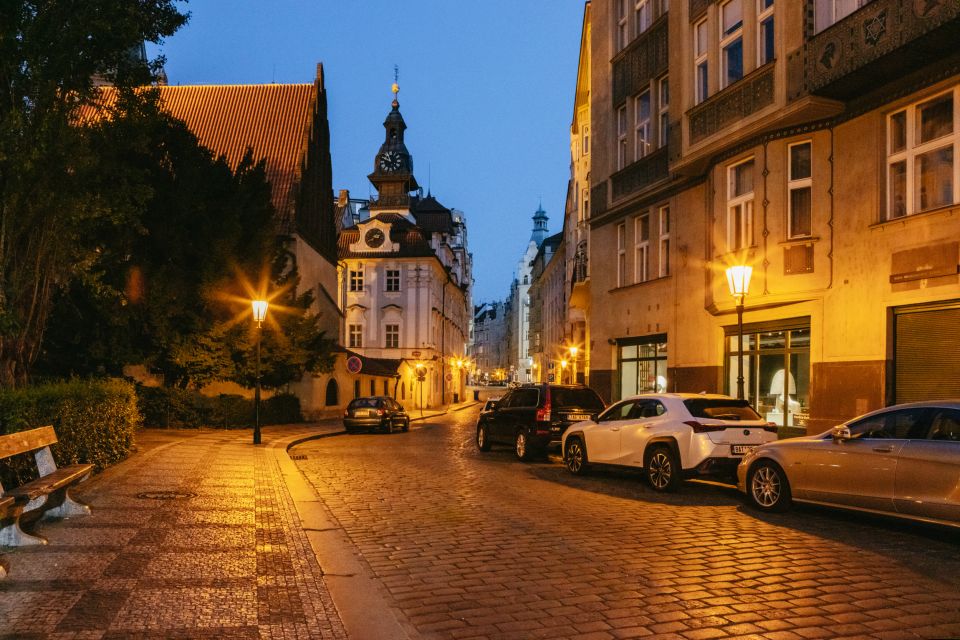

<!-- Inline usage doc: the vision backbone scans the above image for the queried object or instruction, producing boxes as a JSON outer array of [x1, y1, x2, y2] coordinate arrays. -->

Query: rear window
[[348, 397, 382, 409], [683, 398, 762, 421], [551, 387, 605, 412]]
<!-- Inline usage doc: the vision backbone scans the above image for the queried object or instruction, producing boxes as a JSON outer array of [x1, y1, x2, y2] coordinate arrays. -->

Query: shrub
[[136, 387, 302, 428], [0, 378, 140, 488]]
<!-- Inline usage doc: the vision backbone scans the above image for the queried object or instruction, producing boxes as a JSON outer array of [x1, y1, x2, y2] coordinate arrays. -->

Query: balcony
[[611, 147, 670, 202], [613, 17, 669, 107], [799, 0, 960, 100], [687, 64, 775, 145]]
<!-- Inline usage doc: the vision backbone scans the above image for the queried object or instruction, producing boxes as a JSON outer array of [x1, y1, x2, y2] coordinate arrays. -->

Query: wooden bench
[[0, 426, 93, 547], [0, 495, 13, 577]]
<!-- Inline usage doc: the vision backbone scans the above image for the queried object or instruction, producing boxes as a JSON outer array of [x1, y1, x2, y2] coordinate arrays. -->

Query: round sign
[[346, 356, 363, 374]]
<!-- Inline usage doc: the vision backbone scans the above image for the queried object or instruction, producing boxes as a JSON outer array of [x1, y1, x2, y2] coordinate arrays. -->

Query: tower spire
[[392, 65, 400, 107], [531, 203, 549, 246]]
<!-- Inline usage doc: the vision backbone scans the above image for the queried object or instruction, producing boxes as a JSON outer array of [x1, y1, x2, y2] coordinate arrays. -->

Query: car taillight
[[377, 409, 385, 416], [535, 388, 552, 423], [763, 422, 778, 433], [684, 420, 727, 433]]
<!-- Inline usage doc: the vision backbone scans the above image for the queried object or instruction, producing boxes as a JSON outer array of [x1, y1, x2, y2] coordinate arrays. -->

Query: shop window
[[619, 336, 668, 399]]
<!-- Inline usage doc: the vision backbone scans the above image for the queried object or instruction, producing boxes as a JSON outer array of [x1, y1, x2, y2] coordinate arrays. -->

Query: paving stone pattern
[[294, 407, 960, 640], [0, 428, 347, 640]]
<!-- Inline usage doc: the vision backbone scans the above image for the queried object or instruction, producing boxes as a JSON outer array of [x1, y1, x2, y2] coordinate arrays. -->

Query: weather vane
[[392, 65, 400, 97]]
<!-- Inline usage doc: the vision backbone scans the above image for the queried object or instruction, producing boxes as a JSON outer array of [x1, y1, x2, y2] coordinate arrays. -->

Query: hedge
[[136, 386, 302, 429], [0, 378, 140, 488]]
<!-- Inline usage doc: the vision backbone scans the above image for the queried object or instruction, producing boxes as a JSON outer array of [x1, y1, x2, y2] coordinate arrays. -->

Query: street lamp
[[251, 299, 269, 444], [560, 359, 569, 384], [568, 346, 579, 385], [725, 266, 752, 400]]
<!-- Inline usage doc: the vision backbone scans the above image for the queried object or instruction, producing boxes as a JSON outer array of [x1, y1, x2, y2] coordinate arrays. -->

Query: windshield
[[683, 398, 762, 421], [551, 387, 605, 412]]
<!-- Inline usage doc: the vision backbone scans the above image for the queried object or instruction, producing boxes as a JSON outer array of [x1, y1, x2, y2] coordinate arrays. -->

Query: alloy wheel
[[566, 441, 584, 474], [648, 451, 673, 490], [515, 432, 527, 460], [751, 465, 782, 508]]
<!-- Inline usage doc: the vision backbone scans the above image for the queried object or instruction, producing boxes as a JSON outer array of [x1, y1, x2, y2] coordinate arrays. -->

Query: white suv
[[561, 393, 777, 491]]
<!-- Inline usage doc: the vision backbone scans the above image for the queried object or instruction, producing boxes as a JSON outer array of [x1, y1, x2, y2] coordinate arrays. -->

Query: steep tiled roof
[[82, 84, 318, 229]]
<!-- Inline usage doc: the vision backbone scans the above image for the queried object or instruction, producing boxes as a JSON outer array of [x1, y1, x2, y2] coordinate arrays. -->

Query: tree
[[0, 1, 187, 386]]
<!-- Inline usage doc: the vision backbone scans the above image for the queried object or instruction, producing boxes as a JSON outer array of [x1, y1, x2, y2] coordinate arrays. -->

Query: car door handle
[[872, 446, 894, 453], [610, 427, 620, 432]]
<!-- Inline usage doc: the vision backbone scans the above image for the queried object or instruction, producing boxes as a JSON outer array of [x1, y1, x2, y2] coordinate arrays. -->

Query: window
[[370, 380, 375, 396], [887, 89, 958, 220], [727, 159, 755, 251], [581, 188, 590, 222], [635, 213, 650, 283], [788, 142, 812, 237], [349, 269, 364, 292], [658, 76, 669, 148], [635, 0, 651, 35], [617, 105, 628, 170], [619, 336, 668, 398], [348, 324, 363, 348], [385, 269, 401, 292], [659, 205, 671, 276], [758, 0, 775, 66], [694, 19, 709, 104], [815, 0, 872, 33], [635, 91, 651, 160], [720, 0, 744, 89], [385, 323, 399, 349], [582, 125, 590, 155], [617, 222, 627, 287], [616, 0, 629, 51]]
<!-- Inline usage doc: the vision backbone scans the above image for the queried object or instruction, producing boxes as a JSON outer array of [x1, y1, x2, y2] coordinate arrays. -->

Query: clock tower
[[369, 82, 419, 215]]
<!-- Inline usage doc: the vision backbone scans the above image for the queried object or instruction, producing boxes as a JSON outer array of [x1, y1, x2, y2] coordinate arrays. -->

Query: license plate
[[732, 444, 755, 455], [568, 414, 591, 422], [354, 409, 370, 417]]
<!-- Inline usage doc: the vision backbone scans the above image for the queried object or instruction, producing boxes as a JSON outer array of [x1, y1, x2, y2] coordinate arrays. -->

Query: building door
[[894, 302, 960, 403], [325, 379, 339, 406]]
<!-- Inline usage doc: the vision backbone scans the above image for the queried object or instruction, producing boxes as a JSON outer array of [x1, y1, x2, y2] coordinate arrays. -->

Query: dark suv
[[476, 384, 606, 460]]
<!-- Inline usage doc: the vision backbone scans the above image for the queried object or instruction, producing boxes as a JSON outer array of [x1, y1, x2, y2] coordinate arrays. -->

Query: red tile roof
[[83, 83, 319, 228]]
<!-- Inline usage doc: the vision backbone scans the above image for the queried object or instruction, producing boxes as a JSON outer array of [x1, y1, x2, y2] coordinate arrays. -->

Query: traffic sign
[[346, 356, 362, 374]]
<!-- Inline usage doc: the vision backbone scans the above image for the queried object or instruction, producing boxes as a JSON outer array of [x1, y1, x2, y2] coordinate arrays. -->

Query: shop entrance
[[894, 302, 960, 403]]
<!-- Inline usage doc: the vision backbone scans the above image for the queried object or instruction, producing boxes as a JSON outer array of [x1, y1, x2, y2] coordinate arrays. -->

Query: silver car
[[737, 400, 960, 528]]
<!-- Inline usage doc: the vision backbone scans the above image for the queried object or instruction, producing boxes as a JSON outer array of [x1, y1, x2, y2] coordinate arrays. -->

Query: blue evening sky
[[147, 0, 586, 304]]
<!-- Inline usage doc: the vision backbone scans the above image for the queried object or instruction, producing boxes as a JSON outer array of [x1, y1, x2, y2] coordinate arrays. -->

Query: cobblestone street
[[0, 427, 347, 640], [294, 405, 960, 640]]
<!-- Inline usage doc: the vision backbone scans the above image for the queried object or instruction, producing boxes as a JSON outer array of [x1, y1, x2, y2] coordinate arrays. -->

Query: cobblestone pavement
[[293, 406, 960, 640], [0, 425, 348, 640]]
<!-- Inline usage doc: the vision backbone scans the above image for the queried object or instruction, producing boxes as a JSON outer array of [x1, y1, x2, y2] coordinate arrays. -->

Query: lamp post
[[725, 266, 752, 400], [569, 346, 579, 385], [560, 359, 569, 384], [251, 299, 268, 444]]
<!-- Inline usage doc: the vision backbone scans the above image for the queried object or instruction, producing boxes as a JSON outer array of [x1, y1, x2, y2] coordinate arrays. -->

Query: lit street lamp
[[252, 299, 268, 445], [568, 345, 579, 384], [725, 266, 752, 400]]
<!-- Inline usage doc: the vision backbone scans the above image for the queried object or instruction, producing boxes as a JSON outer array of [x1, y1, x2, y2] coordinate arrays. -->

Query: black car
[[476, 384, 606, 460], [343, 396, 410, 434]]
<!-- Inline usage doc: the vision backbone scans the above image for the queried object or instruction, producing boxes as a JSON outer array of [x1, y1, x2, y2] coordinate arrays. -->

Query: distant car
[[738, 401, 960, 528], [343, 396, 410, 434], [562, 393, 777, 491], [476, 384, 606, 460]]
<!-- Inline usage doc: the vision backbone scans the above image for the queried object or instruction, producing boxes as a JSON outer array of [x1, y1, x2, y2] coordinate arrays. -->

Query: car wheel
[[645, 445, 680, 492], [515, 431, 531, 461], [476, 424, 491, 451], [564, 437, 588, 475], [747, 460, 792, 512]]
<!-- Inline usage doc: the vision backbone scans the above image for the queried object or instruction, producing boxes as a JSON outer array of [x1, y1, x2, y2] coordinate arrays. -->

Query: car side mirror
[[832, 426, 851, 441], [590, 413, 599, 422]]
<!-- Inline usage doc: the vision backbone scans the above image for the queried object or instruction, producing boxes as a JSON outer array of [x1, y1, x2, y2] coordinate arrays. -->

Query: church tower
[[368, 81, 419, 217], [530, 204, 549, 247]]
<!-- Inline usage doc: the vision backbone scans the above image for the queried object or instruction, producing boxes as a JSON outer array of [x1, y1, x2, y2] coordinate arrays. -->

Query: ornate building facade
[[585, 0, 960, 434], [504, 206, 552, 382]]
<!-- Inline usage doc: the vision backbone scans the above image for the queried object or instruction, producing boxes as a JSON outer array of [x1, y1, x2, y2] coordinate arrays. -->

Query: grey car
[[737, 400, 960, 528]]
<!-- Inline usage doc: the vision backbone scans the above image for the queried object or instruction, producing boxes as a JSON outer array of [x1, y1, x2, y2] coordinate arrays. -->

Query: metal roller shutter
[[895, 305, 960, 403]]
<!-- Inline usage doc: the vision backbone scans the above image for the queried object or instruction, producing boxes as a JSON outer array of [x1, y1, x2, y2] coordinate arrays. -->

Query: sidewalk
[[0, 422, 404, 639]]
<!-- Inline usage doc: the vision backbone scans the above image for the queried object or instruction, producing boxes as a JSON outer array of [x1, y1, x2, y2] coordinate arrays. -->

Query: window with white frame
[[635, 0, 651, 35], [635, 213, 650, 283], [694, 19, 709, 105], [617, 105, 628, 170], [385, 268, 401, 292], [659, 205, 671, 276], [582, 125, 590, 155], [616, 0, 629, 51], [887, 89, 958, 220], [348, 324, 363, 348], [385, 323, 399, 349], [720, 0, 744, 89], [758, 0, 775, 66], [814, 0, 872, 33], [635, 91, 651, 161], [658, 76, 669, 148], [582, 187, 590, 222], [349, 268, 364, 292], [788, 142, 812, 237], [617, 222, 627, 287], [727, 159, 755, 251]]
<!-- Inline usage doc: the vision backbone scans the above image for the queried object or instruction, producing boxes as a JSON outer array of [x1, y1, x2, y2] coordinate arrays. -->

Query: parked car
[[343, 396, 410, 434], [562, 393, 777, 491], [738, 401, 960, 527], [476, 384, 605, 460]]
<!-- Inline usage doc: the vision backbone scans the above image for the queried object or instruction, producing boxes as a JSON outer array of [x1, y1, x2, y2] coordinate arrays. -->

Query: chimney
[[338, 189, 350, 207]]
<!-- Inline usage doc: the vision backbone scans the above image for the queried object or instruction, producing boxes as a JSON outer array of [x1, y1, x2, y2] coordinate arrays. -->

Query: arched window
[[325, 379, 339, 406]]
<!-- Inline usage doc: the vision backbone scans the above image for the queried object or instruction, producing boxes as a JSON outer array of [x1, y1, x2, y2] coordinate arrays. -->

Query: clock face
[[379, 151, 402, 172], [365, 228, 386, 248]]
